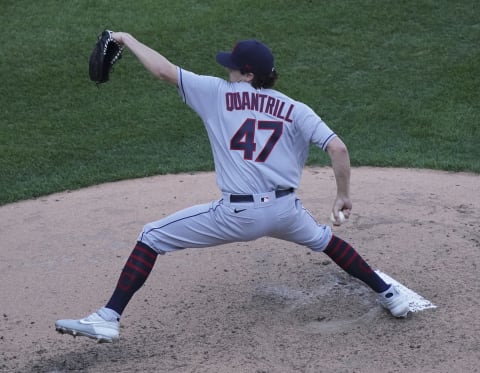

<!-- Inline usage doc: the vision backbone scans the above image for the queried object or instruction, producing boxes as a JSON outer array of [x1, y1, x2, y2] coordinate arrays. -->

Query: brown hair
[[248, 69, 279, 89]]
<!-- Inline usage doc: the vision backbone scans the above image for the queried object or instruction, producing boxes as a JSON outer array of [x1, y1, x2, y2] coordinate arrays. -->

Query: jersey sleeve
[[177, 68, 224, 121], [295, 102, 337, 151]]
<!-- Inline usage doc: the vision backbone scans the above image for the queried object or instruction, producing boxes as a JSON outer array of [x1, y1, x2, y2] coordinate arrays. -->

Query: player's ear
[[244, 72, 254, 82]]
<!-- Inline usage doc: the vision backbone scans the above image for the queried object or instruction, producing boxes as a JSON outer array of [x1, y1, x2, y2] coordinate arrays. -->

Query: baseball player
[[55, 33, 409, 342]]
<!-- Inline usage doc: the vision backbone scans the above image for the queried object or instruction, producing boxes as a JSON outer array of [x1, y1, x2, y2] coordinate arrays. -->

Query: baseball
[[330, 211, 346, 225]]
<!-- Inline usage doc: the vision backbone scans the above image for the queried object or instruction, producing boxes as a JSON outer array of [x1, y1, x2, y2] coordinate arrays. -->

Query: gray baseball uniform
[[54, 38, 409, 344], [139, 67, 336, 253]]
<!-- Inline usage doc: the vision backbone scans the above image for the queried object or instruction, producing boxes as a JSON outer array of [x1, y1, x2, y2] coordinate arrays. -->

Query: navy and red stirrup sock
[[323, 235, 389, 293], [105, 241, 158, 316]]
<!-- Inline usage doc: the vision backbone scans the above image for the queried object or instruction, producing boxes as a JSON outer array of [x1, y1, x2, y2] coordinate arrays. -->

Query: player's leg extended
[[102, 200, 241, 318], [54, 240, 159, 342], [323, 235, 409, 317], [272, 198, 409, 317], [273, 204, 388, 292], [56, 199, 257, 342]]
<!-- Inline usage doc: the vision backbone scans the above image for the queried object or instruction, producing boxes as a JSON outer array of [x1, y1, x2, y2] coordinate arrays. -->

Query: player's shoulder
[[268, 88, 310, 107], [270, 89, 316, 117], [179, 67, 227, 88]]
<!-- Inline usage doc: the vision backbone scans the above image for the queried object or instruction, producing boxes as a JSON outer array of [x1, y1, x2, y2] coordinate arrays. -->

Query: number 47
[[230, 119, 283, 162]]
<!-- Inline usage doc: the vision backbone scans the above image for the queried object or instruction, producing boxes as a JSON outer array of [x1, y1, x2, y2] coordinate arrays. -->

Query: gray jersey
[[178, 68, 336, 194], [139, 68, 335, 254]]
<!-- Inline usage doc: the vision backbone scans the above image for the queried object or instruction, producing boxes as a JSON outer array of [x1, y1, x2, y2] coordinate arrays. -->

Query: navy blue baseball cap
[[216, 40, 275, 75]]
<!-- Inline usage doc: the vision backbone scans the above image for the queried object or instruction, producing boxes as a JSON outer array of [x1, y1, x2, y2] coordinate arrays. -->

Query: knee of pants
[[308, 226, 333, 252], [137, 223, 170, 255]]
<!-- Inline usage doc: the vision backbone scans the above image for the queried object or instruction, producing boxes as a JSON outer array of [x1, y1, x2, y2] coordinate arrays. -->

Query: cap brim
[[216, 52, 240, 70]]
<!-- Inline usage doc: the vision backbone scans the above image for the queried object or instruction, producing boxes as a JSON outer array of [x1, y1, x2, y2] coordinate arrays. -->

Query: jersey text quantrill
[[225, 92, 294, 123]]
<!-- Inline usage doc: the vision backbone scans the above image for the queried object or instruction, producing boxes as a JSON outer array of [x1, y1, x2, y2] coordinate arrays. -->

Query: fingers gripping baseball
[[330, 197, 352, 226]]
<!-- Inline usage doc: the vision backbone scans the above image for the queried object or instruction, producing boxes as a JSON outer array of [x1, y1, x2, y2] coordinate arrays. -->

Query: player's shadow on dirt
[[25, 342, 140, 373]]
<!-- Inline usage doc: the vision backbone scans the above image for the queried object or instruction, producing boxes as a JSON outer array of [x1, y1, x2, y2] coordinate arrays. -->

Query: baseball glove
[[89, 30, 124, 84]]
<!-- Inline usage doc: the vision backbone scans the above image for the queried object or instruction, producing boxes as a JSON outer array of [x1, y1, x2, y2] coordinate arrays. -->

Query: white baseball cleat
[[55, 312, 119, 343], [378, 284, 410, 318]]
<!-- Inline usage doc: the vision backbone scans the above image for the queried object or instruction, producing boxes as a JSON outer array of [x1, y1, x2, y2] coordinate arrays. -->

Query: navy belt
[[230, 188, 294, 203]]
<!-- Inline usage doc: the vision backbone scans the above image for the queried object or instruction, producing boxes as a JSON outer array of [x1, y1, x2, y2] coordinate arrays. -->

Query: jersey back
[[177, 68, 336, 194]]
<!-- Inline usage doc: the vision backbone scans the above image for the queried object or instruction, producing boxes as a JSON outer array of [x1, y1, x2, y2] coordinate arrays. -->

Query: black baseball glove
[[89, 30, 124, 84]]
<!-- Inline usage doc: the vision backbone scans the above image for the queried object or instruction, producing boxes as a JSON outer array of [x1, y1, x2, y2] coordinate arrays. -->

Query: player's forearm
[[332, 157, 350, 197], [112, 32, 178, 85], [327, 138, 351, 197]]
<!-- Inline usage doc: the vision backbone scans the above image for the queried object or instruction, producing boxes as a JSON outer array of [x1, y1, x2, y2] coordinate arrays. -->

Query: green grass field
[[1, 0, 479, 205]]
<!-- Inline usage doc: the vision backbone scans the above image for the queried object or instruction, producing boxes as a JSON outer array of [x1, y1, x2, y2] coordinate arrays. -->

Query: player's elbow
[[327, 137, 349, 158]]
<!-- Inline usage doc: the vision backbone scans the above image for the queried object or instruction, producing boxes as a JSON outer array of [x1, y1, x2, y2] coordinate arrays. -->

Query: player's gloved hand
[[89, 30, 124, 84], [111, 32, 127, 45]]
